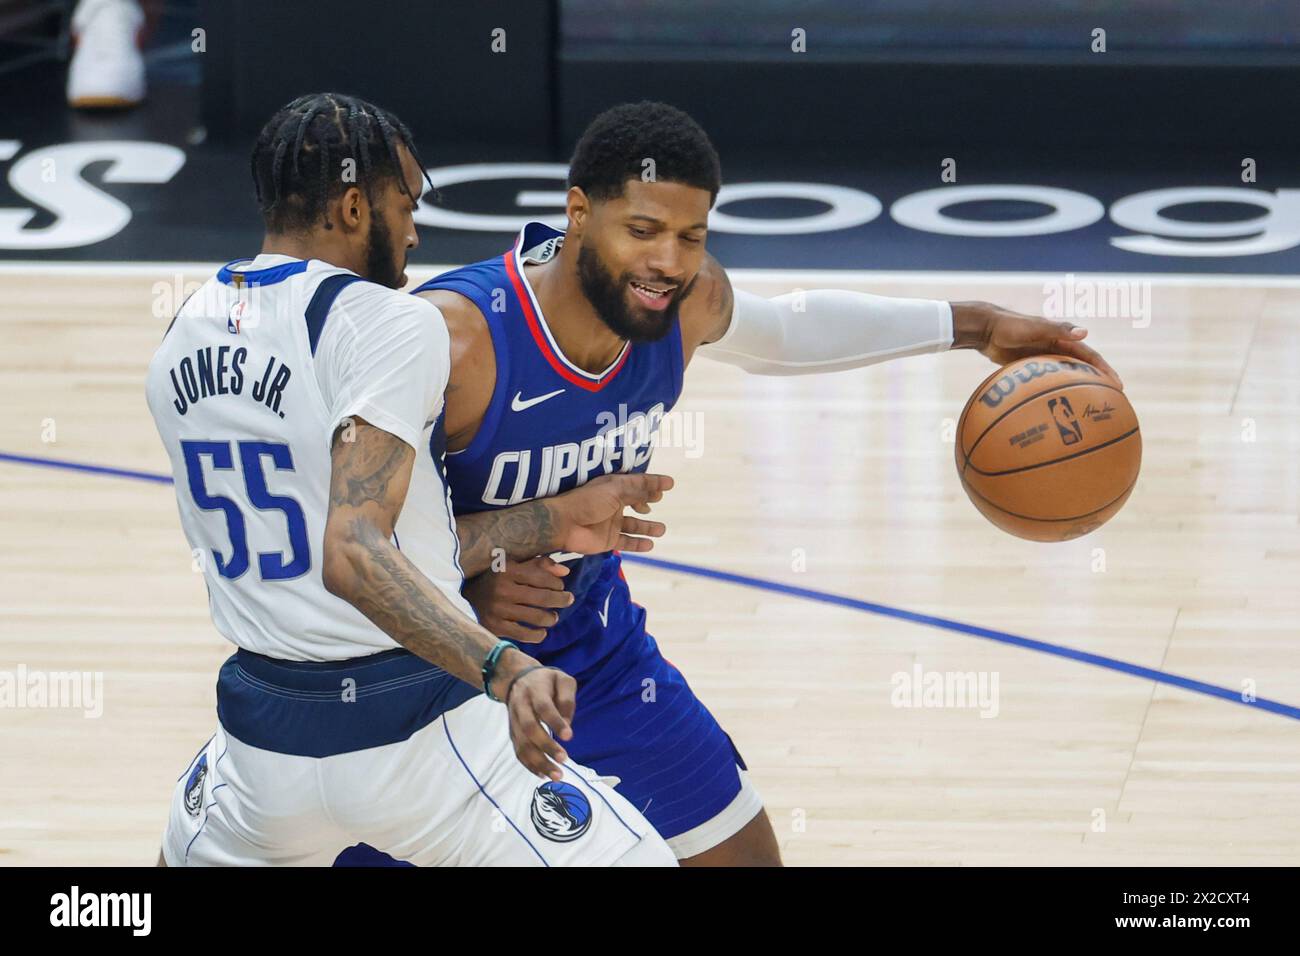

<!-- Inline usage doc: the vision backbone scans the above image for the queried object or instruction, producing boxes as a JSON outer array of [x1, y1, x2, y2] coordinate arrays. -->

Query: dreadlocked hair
[[250, 92, 431, 233]]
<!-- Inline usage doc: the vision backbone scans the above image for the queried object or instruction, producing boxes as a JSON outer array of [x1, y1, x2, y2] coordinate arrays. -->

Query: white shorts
[[162, 652, 674, 867]]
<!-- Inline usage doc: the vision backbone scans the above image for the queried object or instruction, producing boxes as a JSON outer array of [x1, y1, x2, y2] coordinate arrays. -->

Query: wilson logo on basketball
[[977, 358, 1103, 409]]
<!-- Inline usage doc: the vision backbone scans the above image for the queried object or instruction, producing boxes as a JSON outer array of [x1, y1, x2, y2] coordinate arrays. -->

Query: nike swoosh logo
[[596, 588, 613, 627], [511, 388, 565, 412]]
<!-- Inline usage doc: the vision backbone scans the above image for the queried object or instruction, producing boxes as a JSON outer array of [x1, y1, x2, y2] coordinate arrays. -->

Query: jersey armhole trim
[[305, 274, 366, 355], [417, 280, 511, 467]]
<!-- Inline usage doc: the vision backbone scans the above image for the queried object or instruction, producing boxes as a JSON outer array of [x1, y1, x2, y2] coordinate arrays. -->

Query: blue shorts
[[335, 565, 761, 863], [564, 623, 757, 849]]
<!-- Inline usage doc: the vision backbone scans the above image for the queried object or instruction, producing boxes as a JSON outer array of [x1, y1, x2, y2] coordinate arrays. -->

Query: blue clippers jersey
[[412, 222, 684, 673]]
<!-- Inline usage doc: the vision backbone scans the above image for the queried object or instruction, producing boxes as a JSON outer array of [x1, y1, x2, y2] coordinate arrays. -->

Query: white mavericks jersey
[[146, 254, 474, 661]]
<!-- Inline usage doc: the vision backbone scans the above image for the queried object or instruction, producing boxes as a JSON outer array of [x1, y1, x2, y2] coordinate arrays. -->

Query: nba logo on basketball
[[1047, 396, 1083, 445]]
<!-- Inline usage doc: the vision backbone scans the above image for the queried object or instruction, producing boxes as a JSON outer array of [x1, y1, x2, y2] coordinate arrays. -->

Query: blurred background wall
[[194, 0, 1300, 155]]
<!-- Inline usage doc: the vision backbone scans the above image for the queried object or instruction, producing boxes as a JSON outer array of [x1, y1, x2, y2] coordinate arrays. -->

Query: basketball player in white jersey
[[145, 93, 676, 866]]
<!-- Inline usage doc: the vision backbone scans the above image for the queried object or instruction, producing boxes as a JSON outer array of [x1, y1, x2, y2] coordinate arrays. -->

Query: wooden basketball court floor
[[1, 263, 1297, 866]]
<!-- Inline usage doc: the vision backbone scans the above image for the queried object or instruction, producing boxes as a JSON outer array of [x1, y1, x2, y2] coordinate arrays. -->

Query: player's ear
[[566, 186, 590, 234], [337, 185, 365, 233]]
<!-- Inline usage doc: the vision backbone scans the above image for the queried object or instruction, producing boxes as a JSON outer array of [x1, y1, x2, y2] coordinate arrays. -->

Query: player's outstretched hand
[[547, 473, 674, 556], [494, 654, 576, 780], [952, 300, 1123, 389], [464, 556, 572, 643]]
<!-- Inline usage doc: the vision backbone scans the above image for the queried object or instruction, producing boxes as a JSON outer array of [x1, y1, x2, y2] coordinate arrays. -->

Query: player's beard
[[576, 243, 689, 343], [365, 210, 406, 289]]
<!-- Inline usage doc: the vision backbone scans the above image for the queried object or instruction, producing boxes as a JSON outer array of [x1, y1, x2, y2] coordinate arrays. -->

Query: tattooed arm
[[454, 473, 675, 576], [455, 500, 555, 576], [320, 417, 573, 779], [320, 417, 488, 678]]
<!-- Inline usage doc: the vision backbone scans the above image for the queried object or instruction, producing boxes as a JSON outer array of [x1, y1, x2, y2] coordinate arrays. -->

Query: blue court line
[[0, 451, 175, 484], [619, 560, 1300, 722], [4, 448, 1298, 723]]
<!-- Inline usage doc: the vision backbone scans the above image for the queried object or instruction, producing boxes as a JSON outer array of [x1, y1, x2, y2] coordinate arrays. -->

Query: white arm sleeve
[[698, 287, 954, 376], [313, 285, 450, 450]]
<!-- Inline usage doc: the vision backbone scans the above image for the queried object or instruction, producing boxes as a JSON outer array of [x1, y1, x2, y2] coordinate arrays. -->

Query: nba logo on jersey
[[228, 300, 246, 334]]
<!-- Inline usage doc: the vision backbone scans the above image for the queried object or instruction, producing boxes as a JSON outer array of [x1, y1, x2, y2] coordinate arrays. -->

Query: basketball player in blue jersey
[[334, 101, 1121, 867]]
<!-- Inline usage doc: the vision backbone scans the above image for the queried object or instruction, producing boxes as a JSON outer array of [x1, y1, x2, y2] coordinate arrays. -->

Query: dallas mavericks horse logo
[[184, 753, 208, 817], [531, 781, 592, 842]]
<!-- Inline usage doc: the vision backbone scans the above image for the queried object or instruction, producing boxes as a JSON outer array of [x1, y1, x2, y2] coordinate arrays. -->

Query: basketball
[[955, 355, 1141, 541]]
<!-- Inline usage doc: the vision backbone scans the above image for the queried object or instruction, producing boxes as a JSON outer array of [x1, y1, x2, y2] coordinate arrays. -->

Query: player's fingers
[[615, 533, 655, 553], [620, 515, 665, 538], [519, 701, 569, 767], [512, 736, 562, 780], [536, 556, 570, 578], [510, 684, 569, 759], [507, 603, 562, 628], [505, 582, 571, 608], [551, 670, 577, 726], [506, 709, 549, 775], [630, 501, 651, 515], [1048, 319, 1085, 342], [643, 473, 674, 495], [1055, 337, 1124, 389], [615, 473, 673, 506], [532, 695, 573, 743], [512, 561, 570, 592]]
